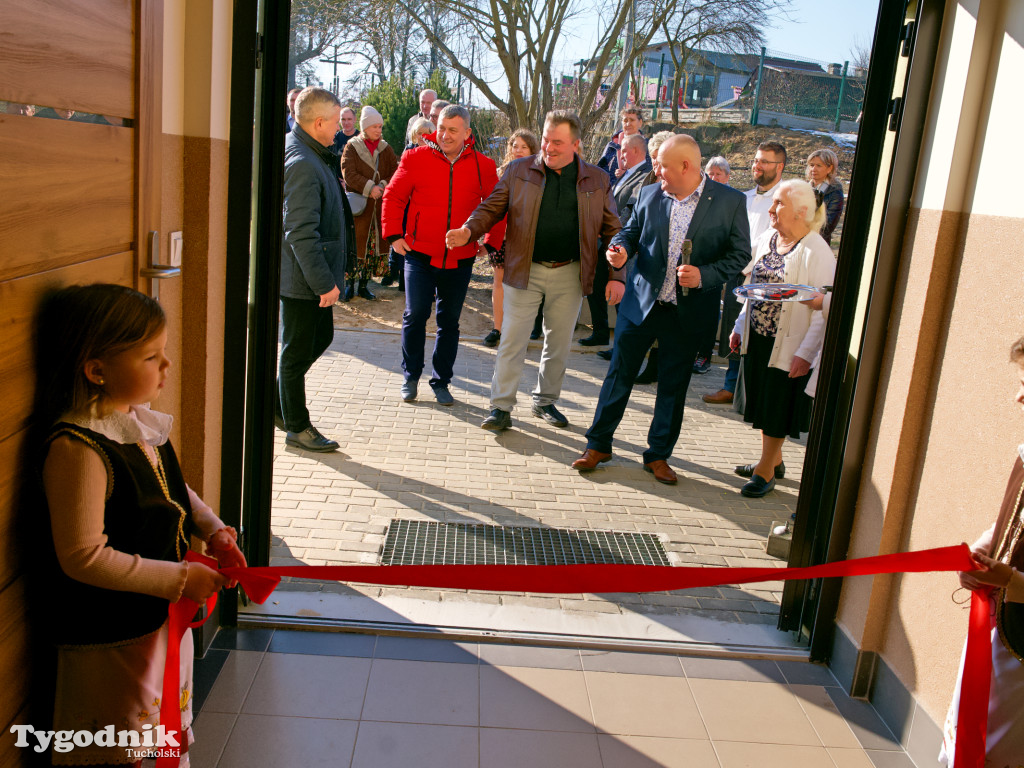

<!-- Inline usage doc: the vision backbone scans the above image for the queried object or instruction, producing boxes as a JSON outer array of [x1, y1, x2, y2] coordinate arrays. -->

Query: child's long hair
[[499, 128, 540, 175], [33, 283, 166, 429]]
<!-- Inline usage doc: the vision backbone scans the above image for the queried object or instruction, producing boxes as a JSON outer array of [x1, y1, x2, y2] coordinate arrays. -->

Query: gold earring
[[97, 377, 105, 386]]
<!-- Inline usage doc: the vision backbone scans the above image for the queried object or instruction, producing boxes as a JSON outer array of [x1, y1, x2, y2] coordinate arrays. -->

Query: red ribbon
[[157, 544, 990, 767], [155, 551, 218, 768]]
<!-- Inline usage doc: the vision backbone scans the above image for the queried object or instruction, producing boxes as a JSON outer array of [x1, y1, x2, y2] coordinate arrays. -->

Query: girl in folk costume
[[941, 336, 1024, 767], [341, 106, 399, 300], [35, 284, 245, 767]]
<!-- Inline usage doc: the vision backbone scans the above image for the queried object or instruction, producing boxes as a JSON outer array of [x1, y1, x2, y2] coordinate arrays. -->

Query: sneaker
[[285, 426, 339, 452], [431, 385, 455, 406], [481, 408, 512, 431], [693, 355, 711, 374], [401, 379, 418, 402], [483, 328, 501, 347], [532, 404, 569, 428]]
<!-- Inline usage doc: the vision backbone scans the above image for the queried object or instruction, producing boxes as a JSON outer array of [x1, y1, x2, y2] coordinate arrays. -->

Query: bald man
[[573, 134, 750, 484]]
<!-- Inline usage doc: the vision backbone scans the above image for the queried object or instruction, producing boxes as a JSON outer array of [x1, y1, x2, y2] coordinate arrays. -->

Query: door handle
[[141, 231, 181, 300]]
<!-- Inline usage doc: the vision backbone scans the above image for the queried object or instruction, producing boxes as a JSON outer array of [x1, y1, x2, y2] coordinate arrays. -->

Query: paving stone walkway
[[268, 326, 807, 626]]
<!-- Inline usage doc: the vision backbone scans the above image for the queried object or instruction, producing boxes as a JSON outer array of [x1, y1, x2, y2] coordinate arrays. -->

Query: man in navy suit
[[572, 134, 751, 484]]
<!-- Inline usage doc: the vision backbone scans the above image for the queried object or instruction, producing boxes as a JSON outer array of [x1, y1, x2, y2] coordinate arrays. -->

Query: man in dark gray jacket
[[278, 86, 355, 452]]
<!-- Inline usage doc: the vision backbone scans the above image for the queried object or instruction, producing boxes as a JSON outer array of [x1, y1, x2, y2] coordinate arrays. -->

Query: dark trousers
[[277, 296, 334, 432], [585, 254, 610, 339], [586, 299, 708, 463], [402, 254, 473, 388]]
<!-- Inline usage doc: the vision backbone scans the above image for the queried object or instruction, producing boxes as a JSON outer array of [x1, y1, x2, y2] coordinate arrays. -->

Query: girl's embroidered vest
[[46, 423, 196, 645]]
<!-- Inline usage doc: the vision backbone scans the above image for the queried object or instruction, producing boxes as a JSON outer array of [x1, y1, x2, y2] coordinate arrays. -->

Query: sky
[[313, 0, 882, 107]]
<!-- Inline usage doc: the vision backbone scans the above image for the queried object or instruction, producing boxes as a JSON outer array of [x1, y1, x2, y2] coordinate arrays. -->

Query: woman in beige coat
[[341, 106, 399, 300], [730, 179, 836, 497]]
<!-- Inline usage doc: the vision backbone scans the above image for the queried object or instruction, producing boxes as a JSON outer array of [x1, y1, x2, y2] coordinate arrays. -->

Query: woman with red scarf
[[341, 106, 399, 300]]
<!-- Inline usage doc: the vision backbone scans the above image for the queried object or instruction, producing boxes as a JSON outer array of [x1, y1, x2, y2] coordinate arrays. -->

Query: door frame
[[218, 0, 938, 662], [778, 0, 949, 661]]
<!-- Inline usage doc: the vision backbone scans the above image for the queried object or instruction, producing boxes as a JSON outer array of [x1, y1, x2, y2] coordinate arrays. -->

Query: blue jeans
[[724, 356, 740, 393], [402, 253, 473, 388]]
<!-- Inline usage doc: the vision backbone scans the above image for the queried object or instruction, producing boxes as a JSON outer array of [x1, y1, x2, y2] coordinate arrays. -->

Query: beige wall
[[162, 0, 232, 501], [836, 0, 1024, 720]]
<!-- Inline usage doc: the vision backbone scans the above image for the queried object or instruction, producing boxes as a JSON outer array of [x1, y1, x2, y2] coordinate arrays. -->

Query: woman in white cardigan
[[729, 180, 836, 497]]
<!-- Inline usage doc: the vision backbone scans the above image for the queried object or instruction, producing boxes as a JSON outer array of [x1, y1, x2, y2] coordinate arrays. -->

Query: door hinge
[[888, 97, 902, 131], [901, 21, 915, 57], [255, 33, 265, 70]]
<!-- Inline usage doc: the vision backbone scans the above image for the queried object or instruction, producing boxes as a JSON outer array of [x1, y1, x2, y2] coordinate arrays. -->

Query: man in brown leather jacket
[[447, 110, 622, 431]]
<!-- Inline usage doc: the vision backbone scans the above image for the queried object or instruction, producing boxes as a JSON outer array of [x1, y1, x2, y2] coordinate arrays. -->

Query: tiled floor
[[190, 628, 917, 768]]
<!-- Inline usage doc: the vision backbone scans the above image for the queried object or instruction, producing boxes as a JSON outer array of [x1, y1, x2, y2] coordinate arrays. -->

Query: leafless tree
[[391, 0, 687, 136], [658, 0, 786, 123], [850, 34, 871, 72], [289, 0, 358, 88]]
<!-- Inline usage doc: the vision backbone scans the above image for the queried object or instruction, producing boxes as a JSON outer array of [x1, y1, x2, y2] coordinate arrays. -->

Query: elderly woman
[[806, 148, 844, 245], [729, 179, 836, 497], [383, 116, 437, 289], [407, 116, 433, 149], [704, 155, 731, 185], [342, 106, 399, 300]]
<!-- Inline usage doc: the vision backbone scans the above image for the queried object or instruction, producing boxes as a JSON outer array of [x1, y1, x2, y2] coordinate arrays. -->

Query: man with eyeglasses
[[704, 140, 787, 406]]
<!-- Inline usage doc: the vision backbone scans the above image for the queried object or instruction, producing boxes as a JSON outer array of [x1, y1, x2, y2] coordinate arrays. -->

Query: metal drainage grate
[[380, 520, 670, 566]]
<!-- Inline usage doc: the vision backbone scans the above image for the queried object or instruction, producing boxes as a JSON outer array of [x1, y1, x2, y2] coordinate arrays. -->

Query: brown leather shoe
[[702, 389, 734, 404], [644, 460, 678, 485], [572, 449, 612, 470]]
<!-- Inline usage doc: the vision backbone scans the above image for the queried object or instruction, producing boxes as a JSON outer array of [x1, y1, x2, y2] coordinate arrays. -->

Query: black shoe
[[401, 379, 418, 402], [481, 408, 511, 431], [596, 349, 612, 361], [274, 414, 285, 432], [530, 328, 542, 340], [636, 348, 659, 384], [578, 333, 609, 347], [734, 461, 786, 479], [380, 274, 395, 287], [343, 279, 354, 302], [285, 426, 339, 452], [483, 328, 501, 347], [532, 404, 569, 428], [693, 355, 711, 374], [357, 280, 376, 300], [431, 385, 455, 406], [741, 474, 776, 498]]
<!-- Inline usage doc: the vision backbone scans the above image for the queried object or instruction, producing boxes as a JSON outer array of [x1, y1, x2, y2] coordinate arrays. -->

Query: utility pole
[[834, 60, 849, 131], [320, 44, 351, 96], [617, 0, 635, 111], [750, 46, 766, 126]]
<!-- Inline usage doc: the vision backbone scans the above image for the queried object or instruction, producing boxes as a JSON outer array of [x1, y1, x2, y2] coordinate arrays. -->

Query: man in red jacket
[[382, 104, 504, 405]]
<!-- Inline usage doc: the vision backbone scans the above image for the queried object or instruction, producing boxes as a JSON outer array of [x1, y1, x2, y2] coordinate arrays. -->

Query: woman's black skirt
[[742, 328, 812, 439]]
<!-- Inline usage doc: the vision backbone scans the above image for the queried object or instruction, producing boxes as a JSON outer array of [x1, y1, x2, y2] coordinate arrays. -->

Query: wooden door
[[0, 0, 164, 762]]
